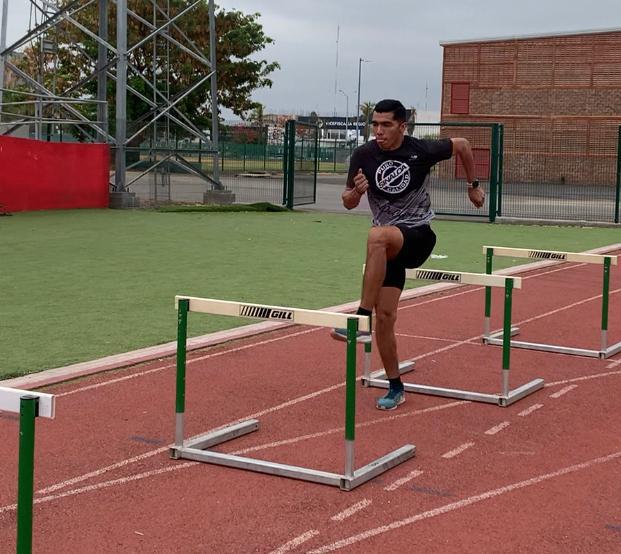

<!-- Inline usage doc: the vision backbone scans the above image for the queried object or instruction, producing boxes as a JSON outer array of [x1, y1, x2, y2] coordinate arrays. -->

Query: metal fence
[[496, 123, 621, 224], [409, 122, 501, 222], [283, 120, 319, 208]]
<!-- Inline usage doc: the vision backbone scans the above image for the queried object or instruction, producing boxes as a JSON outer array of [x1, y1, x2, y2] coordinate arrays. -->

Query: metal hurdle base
[[363, 375, 545, 407], [170, 420, 415, 491], [483, 327, 621, 359]]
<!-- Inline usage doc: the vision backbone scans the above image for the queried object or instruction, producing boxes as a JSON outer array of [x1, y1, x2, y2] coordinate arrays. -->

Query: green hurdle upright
[[0, 387, 56, 554], [169, 296, 415, 491], [483, 246, 620, 359], [361, 269, 544, 407]]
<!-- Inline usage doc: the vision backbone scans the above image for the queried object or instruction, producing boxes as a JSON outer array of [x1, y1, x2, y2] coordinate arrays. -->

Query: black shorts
[[383, 224, 437, 290]]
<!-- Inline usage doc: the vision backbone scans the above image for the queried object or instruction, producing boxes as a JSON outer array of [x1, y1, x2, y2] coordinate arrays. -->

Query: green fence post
[[221, 143, 225, 173], [175, 298, 189, 447], [488, 123, 499, 223], [313, 127, 319, 202], [497, 124, 504, 217], [282, 127, 289, 205], [243, 142, 247, 172], [17, 395, 38, 554], [615, 126, 620, 224], [334, 138, 337, 172], [285, 120, 296, 209]]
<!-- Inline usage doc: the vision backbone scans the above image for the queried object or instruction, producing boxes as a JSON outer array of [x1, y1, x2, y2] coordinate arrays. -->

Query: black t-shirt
[[347, 136, 452, 226]]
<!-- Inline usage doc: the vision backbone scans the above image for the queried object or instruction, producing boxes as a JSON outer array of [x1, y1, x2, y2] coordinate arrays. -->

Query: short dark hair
[[374, 99, 407, 123]]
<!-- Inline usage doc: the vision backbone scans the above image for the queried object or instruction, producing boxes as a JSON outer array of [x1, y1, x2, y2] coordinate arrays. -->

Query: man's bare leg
[[375, 286, 402, 380], [374, 285, 405, 409], [359, 226, 404, 312]]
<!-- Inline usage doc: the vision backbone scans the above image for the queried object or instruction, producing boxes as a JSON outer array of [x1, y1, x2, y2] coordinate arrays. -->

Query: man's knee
[[375, 306, 397, 329], [367, 227, 402, 255]]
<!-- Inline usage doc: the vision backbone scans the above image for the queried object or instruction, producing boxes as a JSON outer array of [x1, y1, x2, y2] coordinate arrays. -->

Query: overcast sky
[[2, 1, 620, 120]]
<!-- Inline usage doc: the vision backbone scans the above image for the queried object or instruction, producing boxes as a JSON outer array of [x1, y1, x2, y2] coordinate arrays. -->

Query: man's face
[[372, 111, 406, 150]]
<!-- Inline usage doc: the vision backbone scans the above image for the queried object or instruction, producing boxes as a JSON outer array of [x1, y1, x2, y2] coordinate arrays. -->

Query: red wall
[[0, 137, 110, 212]]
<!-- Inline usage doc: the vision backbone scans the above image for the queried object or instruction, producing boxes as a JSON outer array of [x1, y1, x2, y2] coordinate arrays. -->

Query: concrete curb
[[3, 243, 620, 390]]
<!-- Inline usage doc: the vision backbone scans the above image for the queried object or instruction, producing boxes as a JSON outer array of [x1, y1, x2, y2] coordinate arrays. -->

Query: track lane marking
[[549, 385, 578, 399], [330, 500, 372, 522], [383, 470, 424, 492], [306, 450, 621, 553], [518, 404, 544, 417], [441, 442, 475, 459], [484, 422, 510, 435], [269, 530, 320, 554]]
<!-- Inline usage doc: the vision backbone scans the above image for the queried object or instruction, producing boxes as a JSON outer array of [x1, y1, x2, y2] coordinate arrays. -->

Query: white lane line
[[607, 359, 621, 369], [384, 470, 424, 492], [518, 404, 544, 417], [36, 447, 169, 494], [484, 421, 511, 435], [306, 450, 621, 554], [232, 401, 467, 456], [549, 385, 578, 399], [441, 442, 475, 459], [545, 369, 621, 388], [1, 462, 197, 514], [395, 333, 463, 344], [57, 328, 319, 397], [330, 499, 372, 522], [268, 530, 320, 554], [40, 381, 346, 494]]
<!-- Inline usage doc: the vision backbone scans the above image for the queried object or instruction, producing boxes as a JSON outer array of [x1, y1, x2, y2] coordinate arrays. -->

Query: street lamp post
[[339, 89, 348, 145], [356, 57, 371, 145]]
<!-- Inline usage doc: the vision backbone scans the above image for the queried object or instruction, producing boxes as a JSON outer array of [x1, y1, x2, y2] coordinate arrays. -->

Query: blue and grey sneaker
[[376, 388, 405, 410], [330, 328, 372, 343]]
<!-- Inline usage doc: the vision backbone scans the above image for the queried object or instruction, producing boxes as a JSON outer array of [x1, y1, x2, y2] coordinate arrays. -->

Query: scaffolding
[[0, 0, 222, 206]]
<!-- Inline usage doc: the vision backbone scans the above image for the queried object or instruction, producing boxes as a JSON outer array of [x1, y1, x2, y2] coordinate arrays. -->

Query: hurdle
[[482, 246, 620, 359], [169, 296, 415, 491], [0, 386, 56, 554], [361, 269, 545, 406]]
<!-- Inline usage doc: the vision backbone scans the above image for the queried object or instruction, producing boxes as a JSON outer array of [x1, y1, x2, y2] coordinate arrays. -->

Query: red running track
[[0, 254, 620, 553]]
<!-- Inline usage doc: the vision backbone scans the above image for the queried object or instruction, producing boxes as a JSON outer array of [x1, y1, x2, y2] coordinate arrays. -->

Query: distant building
[[440, 28, 621, 185]]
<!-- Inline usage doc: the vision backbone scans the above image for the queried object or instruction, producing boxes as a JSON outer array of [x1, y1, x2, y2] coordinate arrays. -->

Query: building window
[[455, 148, 490, 180], [451, 82, 470, 114]]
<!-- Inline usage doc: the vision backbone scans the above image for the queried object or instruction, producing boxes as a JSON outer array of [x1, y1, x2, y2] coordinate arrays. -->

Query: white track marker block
[[406, 268, 522, 289], [175, 296, 370, 332], [0, 387, 55, 419], [482, 246, 618, 266]]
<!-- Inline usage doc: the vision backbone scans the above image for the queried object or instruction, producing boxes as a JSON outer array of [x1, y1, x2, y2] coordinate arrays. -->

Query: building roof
[[440, 27, 621, 47]]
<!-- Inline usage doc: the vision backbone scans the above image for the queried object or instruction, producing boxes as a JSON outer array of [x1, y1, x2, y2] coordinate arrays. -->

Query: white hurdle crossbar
[[361, 269, 544, 407], [170, 295, 414, 491], [483, 246, 620, 359]]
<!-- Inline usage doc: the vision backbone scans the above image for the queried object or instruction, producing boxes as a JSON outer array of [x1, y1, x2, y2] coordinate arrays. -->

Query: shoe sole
[[375, 396, 405, 411]]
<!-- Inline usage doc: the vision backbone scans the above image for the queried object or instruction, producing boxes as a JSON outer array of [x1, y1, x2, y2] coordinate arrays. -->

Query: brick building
[[439, 28, 621, 186]]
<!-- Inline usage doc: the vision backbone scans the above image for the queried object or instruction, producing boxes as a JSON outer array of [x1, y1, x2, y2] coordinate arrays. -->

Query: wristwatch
[[468, 179, 480, 189]]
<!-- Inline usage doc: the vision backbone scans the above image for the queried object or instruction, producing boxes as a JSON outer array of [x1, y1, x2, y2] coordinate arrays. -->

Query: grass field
[[1, 208, 619, 379]]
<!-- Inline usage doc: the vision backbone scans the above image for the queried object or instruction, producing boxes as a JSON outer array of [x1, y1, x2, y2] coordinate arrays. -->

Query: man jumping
[[331, 99, 485, 410]]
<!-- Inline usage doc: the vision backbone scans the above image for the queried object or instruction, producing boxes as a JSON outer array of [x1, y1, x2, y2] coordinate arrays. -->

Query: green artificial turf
[[1, 208, 618, 378]]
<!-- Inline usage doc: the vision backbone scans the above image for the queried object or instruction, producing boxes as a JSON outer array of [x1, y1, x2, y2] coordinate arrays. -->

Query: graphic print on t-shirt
[[375, 160, 410, 194]]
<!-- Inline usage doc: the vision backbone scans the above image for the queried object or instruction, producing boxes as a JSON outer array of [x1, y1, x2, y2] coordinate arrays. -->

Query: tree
[[360, 101, 375, 141], [13, 1, 279, 138]]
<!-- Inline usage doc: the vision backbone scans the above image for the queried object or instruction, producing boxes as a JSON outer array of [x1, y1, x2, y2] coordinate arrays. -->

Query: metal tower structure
[[0, 0, 222, 207]]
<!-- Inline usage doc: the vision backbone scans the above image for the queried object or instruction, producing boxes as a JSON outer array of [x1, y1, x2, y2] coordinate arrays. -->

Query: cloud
[[3, 0, 620, 119]]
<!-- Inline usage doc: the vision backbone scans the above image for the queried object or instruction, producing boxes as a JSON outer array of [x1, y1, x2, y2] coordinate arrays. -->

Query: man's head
[[372, 99, 407, 151]]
